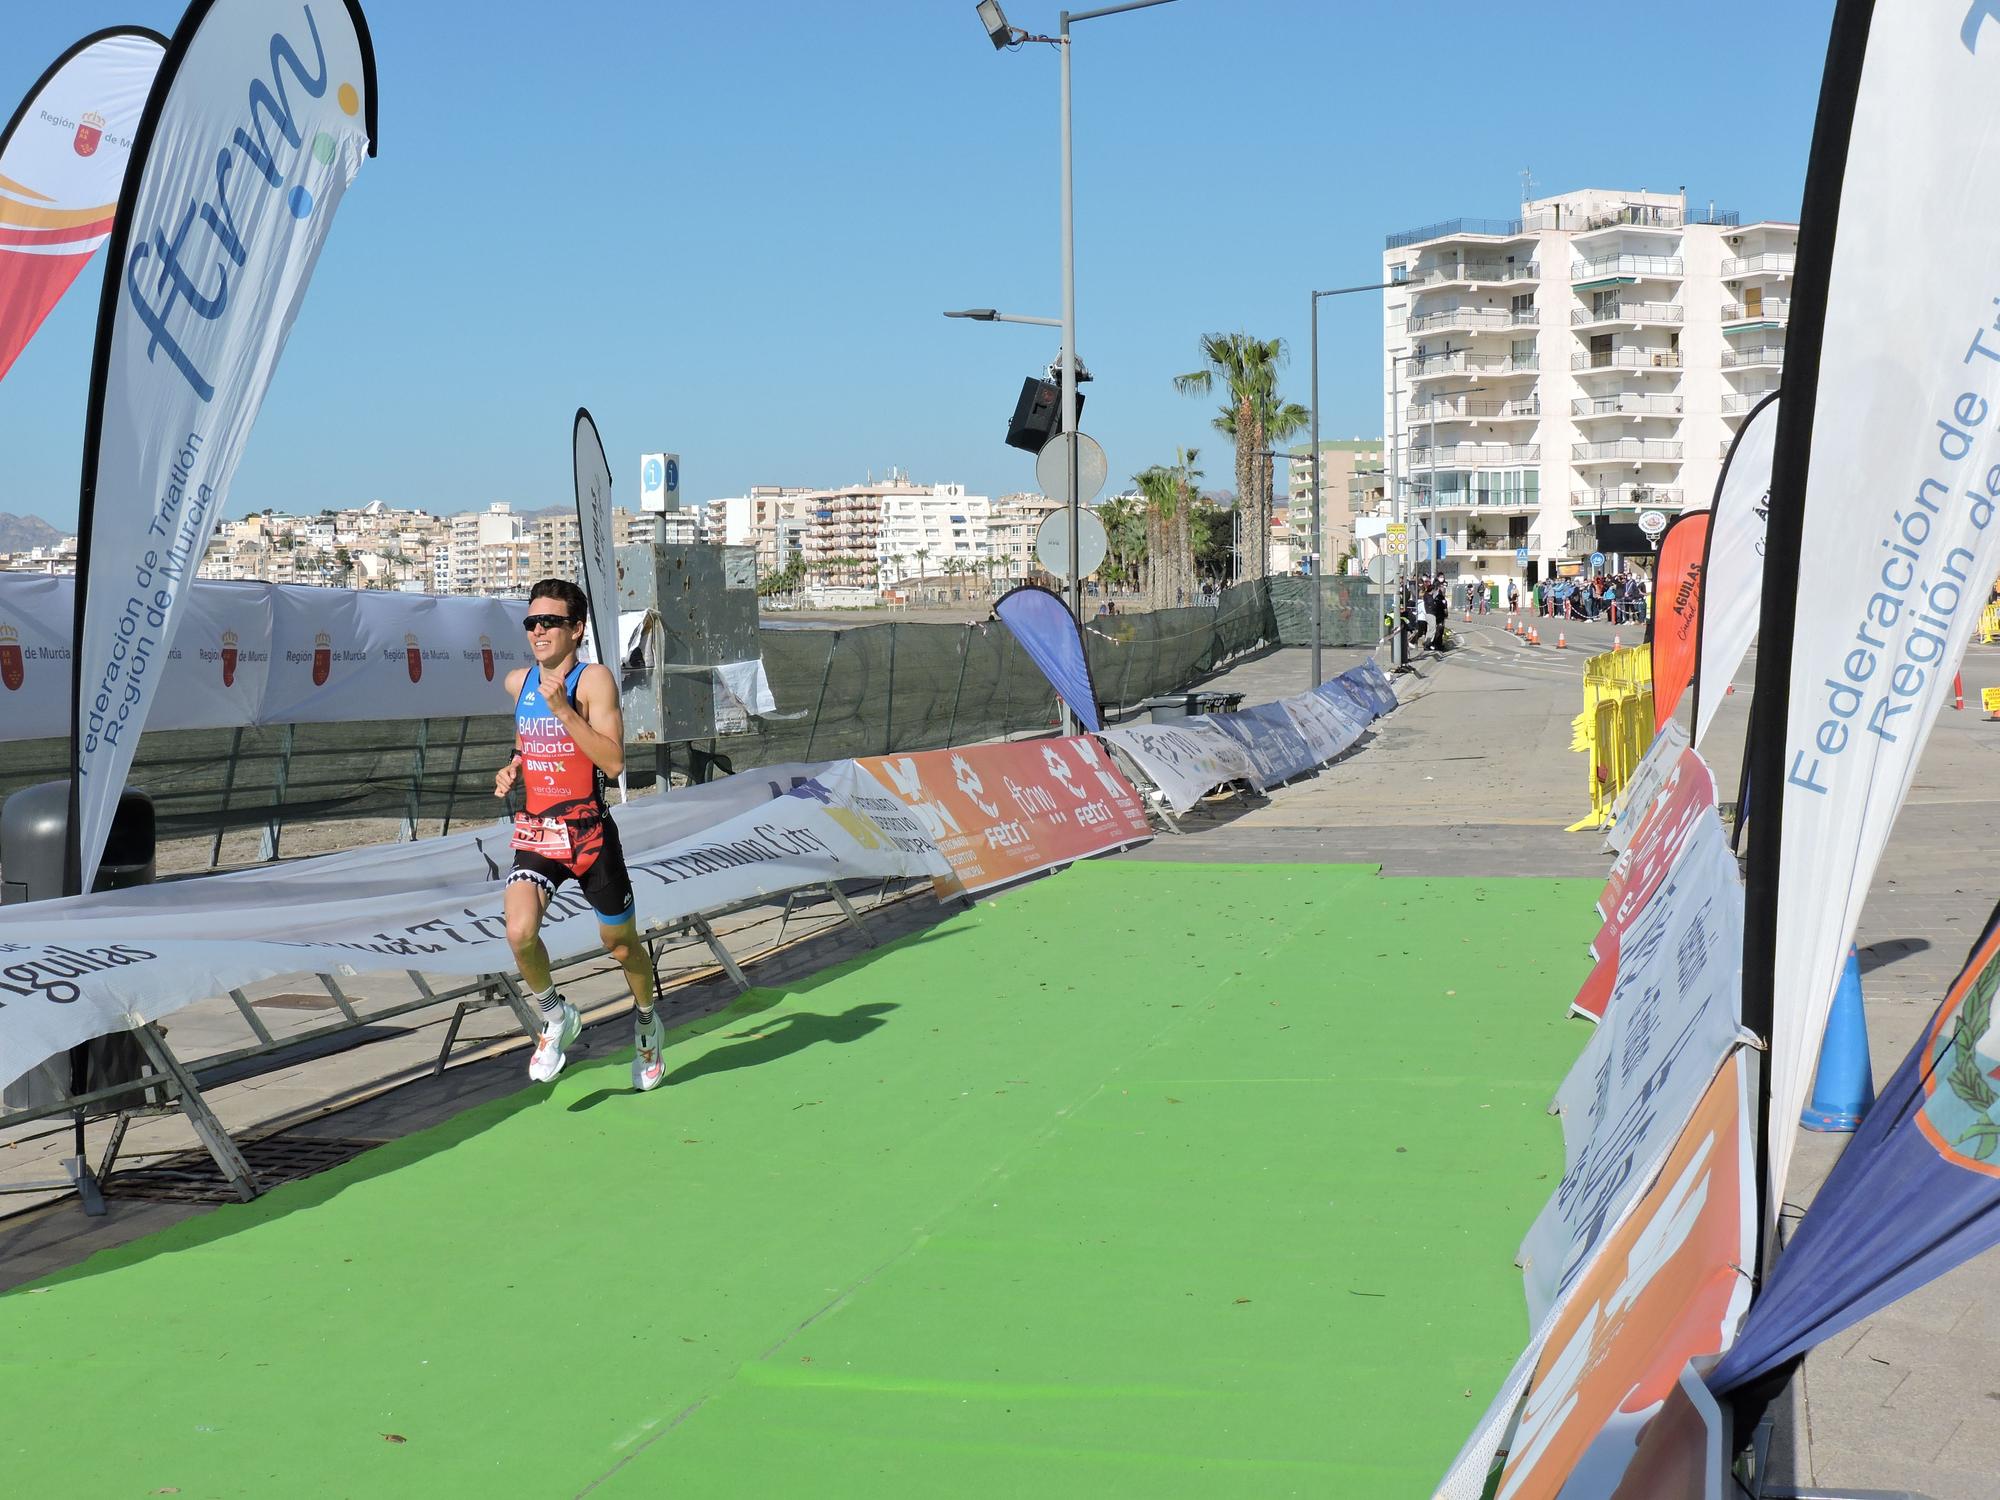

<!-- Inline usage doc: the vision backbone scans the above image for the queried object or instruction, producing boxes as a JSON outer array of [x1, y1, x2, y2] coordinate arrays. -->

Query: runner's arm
[[548, 662, 625, 779]]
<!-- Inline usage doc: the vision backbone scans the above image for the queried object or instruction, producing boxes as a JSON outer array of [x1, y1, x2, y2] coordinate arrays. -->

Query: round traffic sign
[[1035, 431, 1108, 506], [1035, 506, 1109, 579], [1589, 550, 1606, 570]]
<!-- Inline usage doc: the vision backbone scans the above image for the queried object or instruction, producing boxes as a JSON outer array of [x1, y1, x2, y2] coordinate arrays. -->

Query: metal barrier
[[1569, 644, 1656, 832], [0, 874, 929, 1206]]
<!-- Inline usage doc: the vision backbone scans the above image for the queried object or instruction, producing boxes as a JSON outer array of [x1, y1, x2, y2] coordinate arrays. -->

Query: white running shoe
[[632, 1011, 666, 1092], [528, 999, 580, 1083]]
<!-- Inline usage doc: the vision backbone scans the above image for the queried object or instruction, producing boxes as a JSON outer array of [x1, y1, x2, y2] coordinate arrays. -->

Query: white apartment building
[[449, 503, 526, 593], [987, 491, 1063, 584], [703, 486, 815, 572], [801, 478, 991, 591], [1381, 188, 1795, 591]]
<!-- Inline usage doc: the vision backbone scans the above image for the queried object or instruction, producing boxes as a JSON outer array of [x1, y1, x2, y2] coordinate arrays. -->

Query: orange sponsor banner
[[1651, 510, 1711, 733], [1496, 1050, 1754, 1500], [855, 736, 1152, 894]]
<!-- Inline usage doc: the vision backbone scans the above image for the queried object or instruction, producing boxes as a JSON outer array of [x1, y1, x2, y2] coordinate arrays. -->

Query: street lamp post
[[976, 0, 1179, 735], [1302, 277, 1409, 685]]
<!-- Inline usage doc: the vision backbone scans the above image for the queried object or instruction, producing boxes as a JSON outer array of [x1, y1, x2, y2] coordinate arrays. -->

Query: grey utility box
[[0, 782, 158, 1110], [615, 542, 763, 743]]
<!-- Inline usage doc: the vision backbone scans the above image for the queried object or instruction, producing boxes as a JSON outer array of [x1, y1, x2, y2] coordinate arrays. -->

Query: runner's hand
[[494, 754, 521, 798], [539, 666, 571, 714]]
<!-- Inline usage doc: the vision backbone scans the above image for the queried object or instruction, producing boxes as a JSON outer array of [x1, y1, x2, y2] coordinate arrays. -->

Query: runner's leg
[[598, 914, 657, 1011], [505, 878, 555, 993]]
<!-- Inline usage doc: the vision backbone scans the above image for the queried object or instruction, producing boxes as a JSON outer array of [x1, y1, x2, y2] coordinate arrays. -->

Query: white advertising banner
[[571, 409, 621, 674], [1096, 718, 1258, 815], [1761, 2, 2000, 1218], [71, 0, 377, 891], [0, 27, 164, 383], [1603, 719, 1690, 855], [0, 575, 541, 739], [1518, 811, 1746, 1323], [1279, 689, 1366, 765], [0, 759, 943, 1091], [1691, 394, 1777, 747]]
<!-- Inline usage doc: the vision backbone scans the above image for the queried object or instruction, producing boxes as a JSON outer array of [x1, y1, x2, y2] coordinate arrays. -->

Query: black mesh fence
[[0, 581, 1280, 851], [1266, 576, 1389, 648]]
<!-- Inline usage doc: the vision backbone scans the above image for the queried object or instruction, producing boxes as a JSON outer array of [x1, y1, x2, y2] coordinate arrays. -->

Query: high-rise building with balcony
[[1381, 188, 1795, 589]]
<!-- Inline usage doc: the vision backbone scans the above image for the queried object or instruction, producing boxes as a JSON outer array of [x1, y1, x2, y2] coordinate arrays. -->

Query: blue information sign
[[1515, 547, 1529, 567]]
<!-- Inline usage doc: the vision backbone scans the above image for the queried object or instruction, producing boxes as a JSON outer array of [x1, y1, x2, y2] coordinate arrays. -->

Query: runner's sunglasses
[[523, 613, 576, 633]]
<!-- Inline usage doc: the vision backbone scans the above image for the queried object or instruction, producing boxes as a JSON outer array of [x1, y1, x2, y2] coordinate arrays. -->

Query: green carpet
[[0, 861, 1597, 1498]]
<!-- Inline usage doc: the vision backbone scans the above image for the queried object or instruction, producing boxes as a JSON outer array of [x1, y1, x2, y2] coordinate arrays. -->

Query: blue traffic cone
[[1801, 946, 1874, 1132]]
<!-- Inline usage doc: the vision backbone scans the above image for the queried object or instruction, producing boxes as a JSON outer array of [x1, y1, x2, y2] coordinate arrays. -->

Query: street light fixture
[[1298, 276, 1408, 686], [973, 0, 1180, 735], [943, 308, 1063, 328]]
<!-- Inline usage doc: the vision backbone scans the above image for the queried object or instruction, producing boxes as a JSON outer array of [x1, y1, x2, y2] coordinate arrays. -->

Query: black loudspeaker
[[1004, 376, 1085, 454]]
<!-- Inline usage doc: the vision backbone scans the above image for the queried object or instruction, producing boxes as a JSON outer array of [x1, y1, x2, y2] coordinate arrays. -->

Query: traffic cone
[[1557, 631, 1567, 649], [1801, 946, 1874, 1132], [1954, 672, 1965, 710], [1613, 633, 1622, 651], [1527, 625, 1539, 646]]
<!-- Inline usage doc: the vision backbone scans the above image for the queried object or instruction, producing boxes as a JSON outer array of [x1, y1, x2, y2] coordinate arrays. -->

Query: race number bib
[[511, 814, 574, 859]]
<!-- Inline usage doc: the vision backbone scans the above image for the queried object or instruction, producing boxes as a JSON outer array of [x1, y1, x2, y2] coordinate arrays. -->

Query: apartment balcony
[[1409, 351, 1539, 381], [1385, 214, 1550, 251], [1569, 203, 1686, 240], [1408, 442, 1541, 468], [1571, 301, 1684, 328], [1720, 252, 1796, 280], [1406, 307, 1539, 335], [1721, 344, 1786, 369], [1570, 253, 1684, 284], [1572, 348, 1683, 374], [1405, 396, 1542, 425], [1571, 393, 1684, 420], [1573, 487, 1684, 511], [1721, 389, 1779, 414], [1572, 439, 1684, 464], [1723, 299, 1791, 326], [1402, 261, 1540, 290]]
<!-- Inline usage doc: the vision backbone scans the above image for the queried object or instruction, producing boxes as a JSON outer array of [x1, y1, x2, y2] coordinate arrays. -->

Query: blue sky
[[1, 0, 1834, 531]]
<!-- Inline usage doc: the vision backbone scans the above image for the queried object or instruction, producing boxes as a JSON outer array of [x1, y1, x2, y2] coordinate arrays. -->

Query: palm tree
[[1133, 448, 1201, 608], [1174, 333, 1298, 579], [913, 545, 931, 597], [1096, 493, 1148, 594]]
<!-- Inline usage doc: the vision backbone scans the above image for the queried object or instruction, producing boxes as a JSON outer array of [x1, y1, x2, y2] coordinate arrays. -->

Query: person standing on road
[[494, 578, 665, 1092]]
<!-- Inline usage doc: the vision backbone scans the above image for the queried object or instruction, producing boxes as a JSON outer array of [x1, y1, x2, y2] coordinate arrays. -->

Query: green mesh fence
[[0, 582, 1279, 850], [1267, 576, 1390, 648]]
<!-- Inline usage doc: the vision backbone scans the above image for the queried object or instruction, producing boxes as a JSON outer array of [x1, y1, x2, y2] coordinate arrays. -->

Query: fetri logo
[[0, 623, 21, 692], [405, 632, 421, 684], [220, 628, 239, 686], [74, 110, 105, 157]]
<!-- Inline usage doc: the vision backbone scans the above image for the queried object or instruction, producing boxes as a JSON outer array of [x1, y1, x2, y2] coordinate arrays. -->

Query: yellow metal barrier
[[1569, 643, 1655, 832], [1980, 600, 2000, 644]]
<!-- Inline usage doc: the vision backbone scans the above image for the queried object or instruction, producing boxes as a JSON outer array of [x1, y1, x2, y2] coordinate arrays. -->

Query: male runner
[[493, 578, 664, 1090]]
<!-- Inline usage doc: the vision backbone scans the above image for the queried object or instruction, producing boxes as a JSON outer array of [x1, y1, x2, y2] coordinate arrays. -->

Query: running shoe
[[632, 1010, 666, 1092], [528, 999, 581, 1083]]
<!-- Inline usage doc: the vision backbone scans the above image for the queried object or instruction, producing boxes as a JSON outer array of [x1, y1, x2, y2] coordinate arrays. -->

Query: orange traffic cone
[[1527, 625, 1539, 646], [1557, 631, 1567, 649], [1613, 633, 1622, 651]]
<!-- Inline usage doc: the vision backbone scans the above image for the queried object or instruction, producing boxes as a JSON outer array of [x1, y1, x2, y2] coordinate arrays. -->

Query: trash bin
[[1, 781, 157, 1111], [1140, 693, 1198, 724]]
